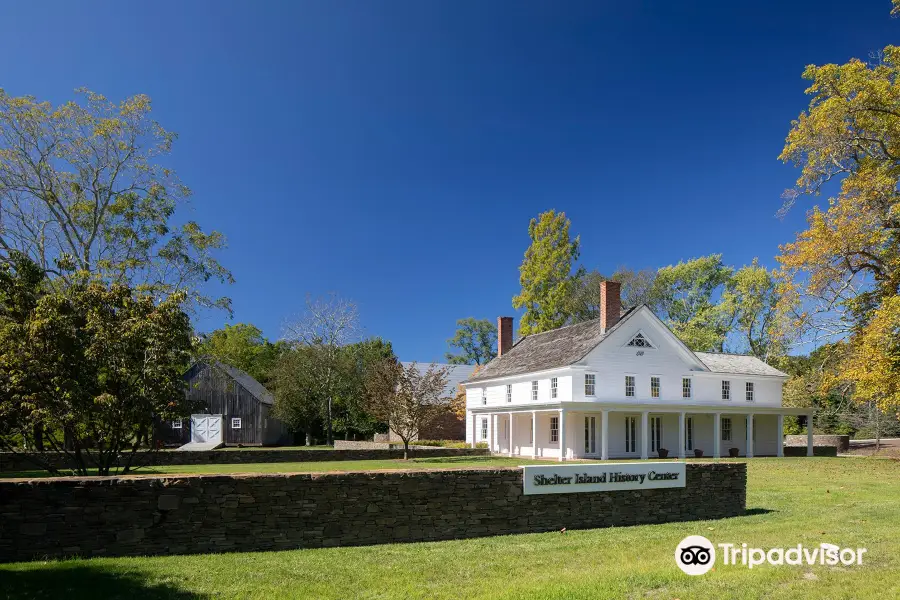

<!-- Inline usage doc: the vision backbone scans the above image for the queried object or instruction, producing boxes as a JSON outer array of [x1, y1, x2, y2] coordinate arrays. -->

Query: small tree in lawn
[[365, 361, 450, 459]]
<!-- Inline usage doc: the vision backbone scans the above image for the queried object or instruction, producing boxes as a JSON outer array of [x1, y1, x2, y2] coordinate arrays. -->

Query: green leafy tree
[[0, 253, 193, 475], [0, 88, 233, 313], [567, 267, 657, 322], [196, 323, 284, 384], [270, 345, 324, 446], [651, 255, 734, 352], [721, 260, 787, 360], [446, 318, 497, 365], [512, 210, 582, 335], [334, 337, 396, 438]]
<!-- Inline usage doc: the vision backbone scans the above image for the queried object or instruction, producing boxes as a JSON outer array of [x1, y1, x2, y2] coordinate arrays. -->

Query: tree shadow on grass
[[0, 563, 207, 600], [744, 507, 775, 517]]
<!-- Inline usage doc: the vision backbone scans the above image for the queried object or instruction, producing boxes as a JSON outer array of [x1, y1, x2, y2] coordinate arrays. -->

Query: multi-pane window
[[682, 378, 692, 398], [481, 391, 487, 405], [650, 376, 660, 398], [506, 384, 512, 403], [172, 419, 182, 429], [231, 417, 242, 429], [627, 333, 654, 348], [585, 373, 596, 396], [625, 375, 635, 397], [624, 416, 636, 453], [746, 382, 755, 402], [531, 381, 538, 401], [551, 377, 558, 399], [721, 417, 732, 441], [550, 416, 559, 443], [722, 380, 731, 400], [481, 418, 488, 441], [650, 416, 662, 451]]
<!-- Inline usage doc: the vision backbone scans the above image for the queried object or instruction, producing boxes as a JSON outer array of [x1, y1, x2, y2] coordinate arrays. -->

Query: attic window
[[626, 333, 655, 348]]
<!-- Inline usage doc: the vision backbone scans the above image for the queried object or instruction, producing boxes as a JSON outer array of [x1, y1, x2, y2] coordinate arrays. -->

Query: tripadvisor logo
[[675, 536, 868, 575]]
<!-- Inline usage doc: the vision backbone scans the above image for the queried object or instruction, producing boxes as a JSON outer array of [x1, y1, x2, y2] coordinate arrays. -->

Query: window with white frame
[[172, 419, 182, 429], [746, 382, 754, 402], [481, 418, 488, 441], [550, 416, 559, 443], [722, 380, 731, 400], [721, 417, 732, 441], [551, 377, 558, 399], [650, 376, 660, 398], [231, 417, 242, 429], [506, 384, 512, 403], [585, 373, 596, 396], [625, 375, 635, 397], [626, 332, 655, 348], [481, 391, 487, 405], [531, 380, 538, 401], [682, 377, 692, 398]]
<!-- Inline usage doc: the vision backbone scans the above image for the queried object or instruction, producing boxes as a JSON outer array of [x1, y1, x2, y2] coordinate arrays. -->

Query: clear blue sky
[[1, 1, 896, 361]]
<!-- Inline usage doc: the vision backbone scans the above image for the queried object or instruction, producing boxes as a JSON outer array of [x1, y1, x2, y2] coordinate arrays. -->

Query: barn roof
[[192, 359, 276, 405]]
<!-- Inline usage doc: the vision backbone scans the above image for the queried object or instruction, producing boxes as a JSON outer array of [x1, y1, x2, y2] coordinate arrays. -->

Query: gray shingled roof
[[401, 362, 476, 398], [695, 353, 787, 377], [464, 307, 788, 384], [210, 360, 276, 405], [465, 308, 638, 383]]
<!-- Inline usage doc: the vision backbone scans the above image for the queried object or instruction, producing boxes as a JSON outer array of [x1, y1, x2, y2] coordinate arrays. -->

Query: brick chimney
[[600, 281, 622, 333], [497, 316, 514, 356]]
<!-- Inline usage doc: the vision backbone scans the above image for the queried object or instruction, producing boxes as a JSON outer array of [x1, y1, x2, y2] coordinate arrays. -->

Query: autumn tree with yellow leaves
[[777, 12, 900, 412]]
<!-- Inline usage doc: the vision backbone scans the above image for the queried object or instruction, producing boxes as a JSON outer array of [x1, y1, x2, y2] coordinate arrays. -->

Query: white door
[[191, 414, 223, 443]]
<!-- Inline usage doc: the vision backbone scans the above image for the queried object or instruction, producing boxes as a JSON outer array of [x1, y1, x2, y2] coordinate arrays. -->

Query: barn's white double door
[[191, 414, 223, 444]]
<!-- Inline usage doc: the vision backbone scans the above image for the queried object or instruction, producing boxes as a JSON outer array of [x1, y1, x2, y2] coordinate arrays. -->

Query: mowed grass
[[0, 456, 568, 478], [2, 457, 899, 599]]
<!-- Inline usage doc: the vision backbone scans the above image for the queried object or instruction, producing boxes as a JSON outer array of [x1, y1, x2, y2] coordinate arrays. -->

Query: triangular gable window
[[626, 332, 655, 348]]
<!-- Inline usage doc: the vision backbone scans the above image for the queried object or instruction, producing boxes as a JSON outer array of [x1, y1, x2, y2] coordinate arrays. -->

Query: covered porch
[[470, 404, 814, 461]]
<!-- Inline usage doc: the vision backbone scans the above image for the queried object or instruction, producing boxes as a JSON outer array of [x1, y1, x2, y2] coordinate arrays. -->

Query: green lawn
[[2, 457, 899, 599], [1, 456, 565, 478]]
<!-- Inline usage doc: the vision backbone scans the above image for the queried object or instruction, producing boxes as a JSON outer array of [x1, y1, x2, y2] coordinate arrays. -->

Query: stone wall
[[0, 463, 746, 563], [784, 435, 850, 453], [0, 447, 489, 474]]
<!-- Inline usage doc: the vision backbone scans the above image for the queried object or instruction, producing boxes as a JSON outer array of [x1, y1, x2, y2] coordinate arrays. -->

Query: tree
[[364, 360, 450, 459], [446, 318, 497, 365], [282, 294, 360, 445], [650, 255, 734, 352], [451, 364, 481, 422], [334, 337, 396, 439], [0, 88, 232, 313], [776, 30, 900, 410], [270, 346, 324, 446], [196, 323, 284, 384], [567, 267, 657, 322], [722, 260, 787, 361], [512, 210, 582, 335], [0, 253, 193, 475]]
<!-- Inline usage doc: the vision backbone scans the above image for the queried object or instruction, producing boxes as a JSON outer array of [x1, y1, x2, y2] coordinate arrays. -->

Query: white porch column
[[471, 412, 477, 449], [746, 414, 754, 458], [601, 410, 609, 460], [713, 413, 721, 459], [558, 408, 566, 462], [678, 412, 686, 459], [777, 414, 784, 457], [508, 412, 514, 457], [640, 411, 649, 460], [531, 410, 537, 459], [807, 411, 814, 457], [492, 414, 498, 452]]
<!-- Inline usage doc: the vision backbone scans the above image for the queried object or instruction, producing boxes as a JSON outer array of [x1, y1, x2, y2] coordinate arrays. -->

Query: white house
[[463, 281, 813, 461]]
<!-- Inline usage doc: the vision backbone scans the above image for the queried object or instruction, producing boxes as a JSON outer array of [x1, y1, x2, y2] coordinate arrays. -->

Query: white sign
[[522, 462, 686, 495]]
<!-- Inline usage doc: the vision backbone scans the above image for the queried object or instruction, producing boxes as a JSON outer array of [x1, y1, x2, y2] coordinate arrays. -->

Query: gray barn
[[159, 360, 292, 447]]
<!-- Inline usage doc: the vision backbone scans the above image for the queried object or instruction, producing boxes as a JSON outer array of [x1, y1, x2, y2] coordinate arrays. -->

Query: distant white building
[[462, 281, 813, 461]]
